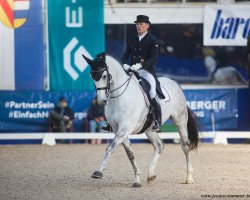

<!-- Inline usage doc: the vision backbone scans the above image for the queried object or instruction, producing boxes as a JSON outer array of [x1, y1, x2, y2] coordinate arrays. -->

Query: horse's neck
[[105, 56, 148, 127], [109, 66, 144, 107], [106, 56, 130, 90], [106, 56, 143, 101], [112, 70, 130, 89]]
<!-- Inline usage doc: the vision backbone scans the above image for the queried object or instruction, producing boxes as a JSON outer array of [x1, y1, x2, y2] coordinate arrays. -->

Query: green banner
[[48, 0, 104, 90]]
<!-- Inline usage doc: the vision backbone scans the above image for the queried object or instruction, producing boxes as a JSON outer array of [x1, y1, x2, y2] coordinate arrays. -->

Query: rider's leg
[[150, 97, 162, 132], [138, 70, 162, 132], [101, 122, 112, 132]]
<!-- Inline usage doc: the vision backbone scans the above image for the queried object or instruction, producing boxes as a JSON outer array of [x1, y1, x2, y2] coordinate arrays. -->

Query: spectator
[[87, 97, 106, 145], [50, 97, 74, 133]]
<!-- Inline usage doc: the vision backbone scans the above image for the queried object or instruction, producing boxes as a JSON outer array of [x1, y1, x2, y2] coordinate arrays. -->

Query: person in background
[[87, 97, 106, 144], [50, 97, 74, 133]]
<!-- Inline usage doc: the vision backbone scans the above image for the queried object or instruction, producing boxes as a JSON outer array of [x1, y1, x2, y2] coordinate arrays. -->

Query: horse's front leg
[[91, 130, 128, 179], [122, 137, 142, 188]]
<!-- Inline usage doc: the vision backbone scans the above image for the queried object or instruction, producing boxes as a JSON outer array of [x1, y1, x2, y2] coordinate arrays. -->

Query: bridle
[[90, 66, 111, 97], [110, 75, 132, 98], [90, 65, 132, 99]]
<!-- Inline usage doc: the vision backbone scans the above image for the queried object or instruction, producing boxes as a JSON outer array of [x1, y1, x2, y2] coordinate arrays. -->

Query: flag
[[0, 0, 44, 90], [48, 0, 104, 90]]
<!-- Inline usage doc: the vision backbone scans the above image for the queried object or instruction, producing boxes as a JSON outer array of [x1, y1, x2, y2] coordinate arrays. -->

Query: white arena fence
[[0, 131, 250, 146]]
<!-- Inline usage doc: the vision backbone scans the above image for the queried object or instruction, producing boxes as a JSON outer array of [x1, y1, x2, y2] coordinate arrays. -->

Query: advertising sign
[[204, 5, 250, 46], [48, 0, 104, 90], [0, 89, 238, 133], [0, 91, 96, 132], [184, 89, 238, 131]]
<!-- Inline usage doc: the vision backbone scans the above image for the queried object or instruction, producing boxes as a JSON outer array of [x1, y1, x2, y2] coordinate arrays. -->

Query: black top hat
[[134, 15, 150, 24]]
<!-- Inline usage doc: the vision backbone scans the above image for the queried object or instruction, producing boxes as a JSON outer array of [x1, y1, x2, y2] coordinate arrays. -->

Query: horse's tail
[[187, 106, 201, 150]]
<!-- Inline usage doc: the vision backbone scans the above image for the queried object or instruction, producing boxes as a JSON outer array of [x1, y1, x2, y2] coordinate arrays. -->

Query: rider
[[102, 15, 162, 132]]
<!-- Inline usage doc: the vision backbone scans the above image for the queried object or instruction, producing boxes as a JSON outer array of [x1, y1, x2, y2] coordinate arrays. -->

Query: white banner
[[0, 21, 15, 90], [204, 5, 250, 46]]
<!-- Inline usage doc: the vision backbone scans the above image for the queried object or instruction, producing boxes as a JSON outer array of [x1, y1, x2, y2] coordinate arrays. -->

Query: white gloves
[[123, 64, 130, 71], [63, 116, 70, 121], [130, 63, 142, 71], [123, 63, 142, 71]]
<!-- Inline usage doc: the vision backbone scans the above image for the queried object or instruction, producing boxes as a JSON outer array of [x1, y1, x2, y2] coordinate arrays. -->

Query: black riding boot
[[150, 97, 162, 132], [101, 123, 112, 132]]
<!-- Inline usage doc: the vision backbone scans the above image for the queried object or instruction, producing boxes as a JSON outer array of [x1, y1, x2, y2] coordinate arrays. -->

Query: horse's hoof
[[91, 171, 103, 179], [132, 183, 142, 188], [147, 175, 157, 182]]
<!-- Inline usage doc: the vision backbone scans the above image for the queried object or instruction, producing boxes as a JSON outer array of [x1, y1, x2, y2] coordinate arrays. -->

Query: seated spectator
[[50, 97, 74, 133], [87, 97, 106, 145]]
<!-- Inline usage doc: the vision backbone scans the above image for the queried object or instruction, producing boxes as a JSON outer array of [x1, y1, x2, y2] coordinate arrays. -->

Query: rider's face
[[136, 22, 149, 36]]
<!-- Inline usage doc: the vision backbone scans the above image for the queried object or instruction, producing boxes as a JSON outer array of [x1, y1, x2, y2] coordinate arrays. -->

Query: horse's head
[[82, 52, 112, 106]]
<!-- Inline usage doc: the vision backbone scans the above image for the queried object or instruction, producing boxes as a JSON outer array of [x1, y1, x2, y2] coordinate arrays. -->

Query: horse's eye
[[103, 75, 107, 79]]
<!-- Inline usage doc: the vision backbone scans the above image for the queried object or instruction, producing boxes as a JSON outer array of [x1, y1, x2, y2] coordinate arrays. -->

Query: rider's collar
[[138, 31, 148, 41]]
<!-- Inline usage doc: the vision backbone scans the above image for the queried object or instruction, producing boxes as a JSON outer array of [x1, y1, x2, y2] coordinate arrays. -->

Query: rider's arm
[[121, 44, 130, 65], [142, 39, 158, 69]]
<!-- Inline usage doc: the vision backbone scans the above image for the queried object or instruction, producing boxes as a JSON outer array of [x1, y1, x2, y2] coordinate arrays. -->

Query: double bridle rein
[[90, 66, 132, 99]]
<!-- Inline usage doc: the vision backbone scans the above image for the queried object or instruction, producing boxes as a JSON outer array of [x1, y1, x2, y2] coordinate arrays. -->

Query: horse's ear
[[82, 54, 93, 65], [96, 52, 106, 61], [101, 52, 105, 61]]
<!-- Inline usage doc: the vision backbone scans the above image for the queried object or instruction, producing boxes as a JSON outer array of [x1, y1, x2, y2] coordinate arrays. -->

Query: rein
[[110, 74, 132, 98], [90, 67, 133, 99]]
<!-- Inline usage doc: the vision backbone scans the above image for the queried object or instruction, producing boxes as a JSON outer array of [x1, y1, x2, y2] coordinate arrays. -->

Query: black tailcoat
[[121, 32, 165, 99], [121, 32, 158, 76]]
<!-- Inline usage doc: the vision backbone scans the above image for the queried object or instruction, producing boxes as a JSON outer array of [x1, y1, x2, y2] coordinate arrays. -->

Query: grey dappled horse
[[82, 53, 200, 188]]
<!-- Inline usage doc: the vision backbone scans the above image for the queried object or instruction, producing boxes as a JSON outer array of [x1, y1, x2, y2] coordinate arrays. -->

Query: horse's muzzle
[[102, 100, 107, 105], [98, 99, 107, 106]]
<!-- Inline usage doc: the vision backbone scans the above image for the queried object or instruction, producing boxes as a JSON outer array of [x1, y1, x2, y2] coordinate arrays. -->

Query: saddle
[[132, 72, 165, 134], [103, 72, 166, 134], [133, 72, 165, 100]]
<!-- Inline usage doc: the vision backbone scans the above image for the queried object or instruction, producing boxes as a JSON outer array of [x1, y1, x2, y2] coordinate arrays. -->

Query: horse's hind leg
[[171, 116, 194, 184], [145, 131, 164, 182], [122, 137, 142, 188], [181, 135, 194, 184]]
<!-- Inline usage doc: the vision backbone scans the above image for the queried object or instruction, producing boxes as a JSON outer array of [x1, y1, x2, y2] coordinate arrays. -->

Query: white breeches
[[138, 69, 156, 98]]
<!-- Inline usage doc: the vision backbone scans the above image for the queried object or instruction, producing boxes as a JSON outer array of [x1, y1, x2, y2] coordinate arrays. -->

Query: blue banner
[[15, 0, 44, 90], [184, 89, 238, 131], [0, 89, 242, 133], [0, 91, 96, 132], [0, 0, 44, 90]]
